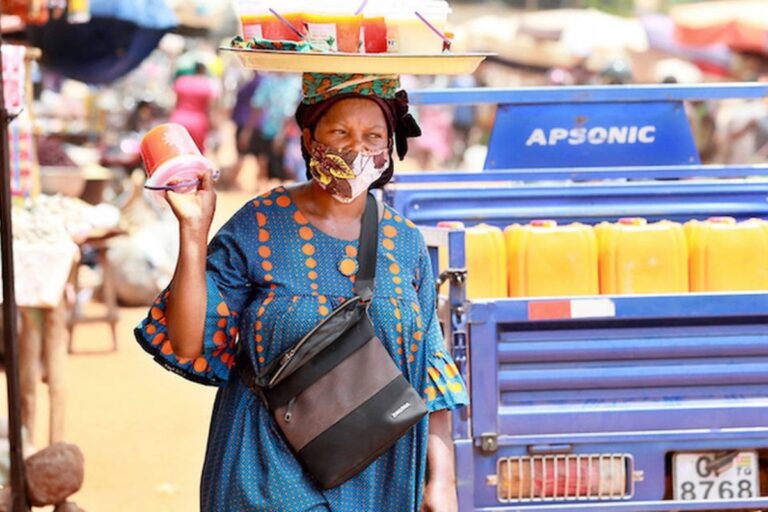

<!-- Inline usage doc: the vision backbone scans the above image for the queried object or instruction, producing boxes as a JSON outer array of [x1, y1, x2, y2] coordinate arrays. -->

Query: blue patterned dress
[[134, 186, 469, 511]]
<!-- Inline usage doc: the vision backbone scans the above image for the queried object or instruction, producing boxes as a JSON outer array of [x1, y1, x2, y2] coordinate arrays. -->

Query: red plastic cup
[[363, 17, 387, 53], [262, 13, 304, 41], [140, 123, 213, 192]]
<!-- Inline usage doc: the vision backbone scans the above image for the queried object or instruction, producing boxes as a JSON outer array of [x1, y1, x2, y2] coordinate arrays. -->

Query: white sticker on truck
[[570, 299, 616, 319]]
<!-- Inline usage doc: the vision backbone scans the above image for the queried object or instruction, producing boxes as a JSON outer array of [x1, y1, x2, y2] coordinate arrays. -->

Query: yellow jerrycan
[[596, 217, 688, 294], [686, 217, 768, 292], [504, 220, 598, 297], [438, 222, 507, 299]]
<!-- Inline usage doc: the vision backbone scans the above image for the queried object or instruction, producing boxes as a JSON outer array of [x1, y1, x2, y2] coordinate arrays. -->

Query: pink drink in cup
[[140, 123, 215, 193]]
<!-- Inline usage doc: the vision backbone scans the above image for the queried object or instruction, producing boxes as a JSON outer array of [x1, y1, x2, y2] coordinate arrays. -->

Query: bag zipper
[[284, 397, 296, 423], [268, 295, 363, 387]]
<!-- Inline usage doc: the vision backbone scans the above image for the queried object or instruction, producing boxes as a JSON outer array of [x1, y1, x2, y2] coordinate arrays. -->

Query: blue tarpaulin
[[89, 0, 177, 30], [27, 0, 177, 85]]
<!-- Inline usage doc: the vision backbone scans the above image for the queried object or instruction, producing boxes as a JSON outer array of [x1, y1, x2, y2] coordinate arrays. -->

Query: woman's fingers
[[200, 169, 214, 191], [164, 190, 187, 219], [160, 170, 216, 230], [200, 169, 218, 214], [165, 190, 178, 209]]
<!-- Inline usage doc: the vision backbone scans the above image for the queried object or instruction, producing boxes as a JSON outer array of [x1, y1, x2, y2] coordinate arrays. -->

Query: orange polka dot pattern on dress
[[338, 257, 358, 277], [133, 186, 468, 511], [138, 288, 237, 379]]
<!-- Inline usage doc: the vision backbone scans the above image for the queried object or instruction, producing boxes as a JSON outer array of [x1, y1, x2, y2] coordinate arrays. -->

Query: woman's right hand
[[165, 169, 217, 237]]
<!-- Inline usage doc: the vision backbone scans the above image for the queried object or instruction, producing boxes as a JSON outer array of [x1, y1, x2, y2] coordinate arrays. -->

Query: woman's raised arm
[[164, 171, 217, 359]]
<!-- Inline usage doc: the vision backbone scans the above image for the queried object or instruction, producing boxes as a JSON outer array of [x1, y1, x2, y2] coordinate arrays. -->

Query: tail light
[[494, 454, 634, 503]]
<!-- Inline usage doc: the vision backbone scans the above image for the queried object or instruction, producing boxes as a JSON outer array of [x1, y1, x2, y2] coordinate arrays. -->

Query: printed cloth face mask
[[308, 141, 390, 203]]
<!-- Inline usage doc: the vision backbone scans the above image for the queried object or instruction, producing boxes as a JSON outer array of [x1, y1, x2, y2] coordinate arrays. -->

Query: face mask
[[308, 141, 390, 204]]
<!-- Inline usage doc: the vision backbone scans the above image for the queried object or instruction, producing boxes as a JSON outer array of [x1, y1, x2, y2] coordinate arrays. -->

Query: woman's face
[[306, 98, 389, 153]]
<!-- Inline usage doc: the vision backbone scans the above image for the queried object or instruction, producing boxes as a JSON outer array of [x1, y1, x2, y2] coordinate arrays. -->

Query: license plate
[[673, 451, 760, 501]]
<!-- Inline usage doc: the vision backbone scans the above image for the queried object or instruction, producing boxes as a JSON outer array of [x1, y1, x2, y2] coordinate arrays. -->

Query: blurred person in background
[[547, 67, 575, 86], [755, 75, 768, 160], [689, 100, 718, 164], [713, 53, 768, 164], [249, 73, 302, 190], [126, 99, 162, 135], [170, 61, 220, 153], [408, 76, 455, 170], [280, 118, 304, 182], [715, 98, 767, 164], [412, 106, 454, 169], [225, 73, 262, 190], [570, 55, 593, 85], [599, 59, 633, 85]]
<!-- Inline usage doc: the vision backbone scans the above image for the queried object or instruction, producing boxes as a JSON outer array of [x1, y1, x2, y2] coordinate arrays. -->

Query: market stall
[[0, 44, 98, 511], [0, 36, 30, 512], [0, 25, 45, 506]]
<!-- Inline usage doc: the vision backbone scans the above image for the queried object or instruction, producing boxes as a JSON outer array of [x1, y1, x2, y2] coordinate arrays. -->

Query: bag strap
[[354, 194, 379, 302]]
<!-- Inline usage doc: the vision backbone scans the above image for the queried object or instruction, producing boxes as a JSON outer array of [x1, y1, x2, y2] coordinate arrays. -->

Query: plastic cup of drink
[[304, 2, 362, 53], [362, 16, 387, 53], [359, 0, 388, 53], [387, 0, 451, 54], [260, 0, 305, 41], [238, 0, 304, 42], [140, 123, 214, 194]]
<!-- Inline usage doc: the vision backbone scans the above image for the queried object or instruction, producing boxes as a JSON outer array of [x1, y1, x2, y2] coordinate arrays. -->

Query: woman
[[135, 73, 469, 511], [170, 62, 219, 153]]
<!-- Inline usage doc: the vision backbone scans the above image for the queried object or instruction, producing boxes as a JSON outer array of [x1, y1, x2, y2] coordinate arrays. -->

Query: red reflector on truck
[[528, 299, 616, 321], [496, 454, 633, 503], [528, 301, 571, 320]]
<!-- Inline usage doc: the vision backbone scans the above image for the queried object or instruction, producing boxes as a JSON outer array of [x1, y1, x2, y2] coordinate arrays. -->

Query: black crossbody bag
[[238, 194, 428, 489]]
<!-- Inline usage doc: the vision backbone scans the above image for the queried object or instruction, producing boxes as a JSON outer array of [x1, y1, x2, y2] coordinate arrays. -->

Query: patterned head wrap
[[301, 73, 400, 105], [295, 73, 421, 188]]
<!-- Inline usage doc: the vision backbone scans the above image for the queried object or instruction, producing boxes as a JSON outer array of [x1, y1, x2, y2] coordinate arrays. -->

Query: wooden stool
[[19, 299, 69, 447], [67, 230, 124, 353]]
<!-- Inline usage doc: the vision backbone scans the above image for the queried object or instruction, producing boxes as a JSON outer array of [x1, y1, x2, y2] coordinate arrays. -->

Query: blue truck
[[384, 84, 768, 511]]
